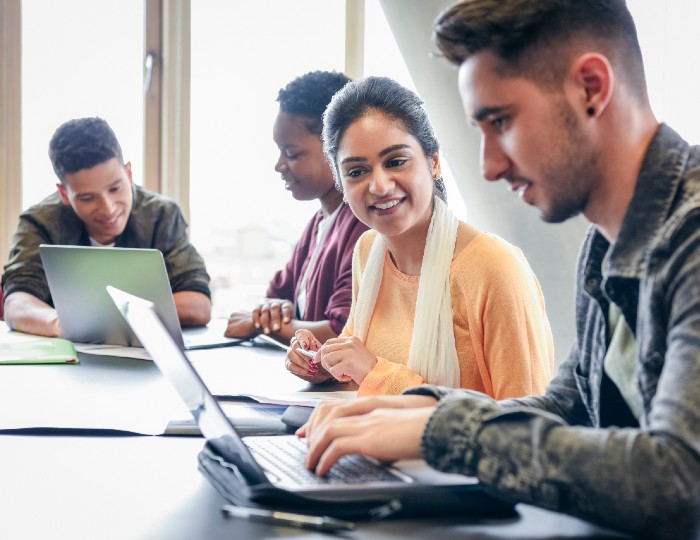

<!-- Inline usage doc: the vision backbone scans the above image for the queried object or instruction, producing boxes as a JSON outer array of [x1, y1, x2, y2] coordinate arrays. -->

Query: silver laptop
[[107, 286, 483, 500], [40, 245, 240, 350]]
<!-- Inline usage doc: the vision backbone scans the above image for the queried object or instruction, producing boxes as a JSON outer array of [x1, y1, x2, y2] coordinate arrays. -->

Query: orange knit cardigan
[[343, 230, 554, 399]]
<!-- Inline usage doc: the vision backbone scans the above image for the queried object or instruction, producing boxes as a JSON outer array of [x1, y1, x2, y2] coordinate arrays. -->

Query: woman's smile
[[369, 197, 405, 215]]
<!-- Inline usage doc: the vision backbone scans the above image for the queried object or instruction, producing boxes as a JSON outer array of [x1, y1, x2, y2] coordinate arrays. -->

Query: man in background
[[2, 117, 211, 336]]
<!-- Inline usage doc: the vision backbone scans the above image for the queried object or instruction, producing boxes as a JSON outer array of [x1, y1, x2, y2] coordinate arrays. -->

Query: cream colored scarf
[[354, 197, 460, 387]]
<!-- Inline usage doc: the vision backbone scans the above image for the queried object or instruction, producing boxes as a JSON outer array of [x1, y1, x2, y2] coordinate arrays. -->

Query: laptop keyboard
[[244, 436, 407, 486]]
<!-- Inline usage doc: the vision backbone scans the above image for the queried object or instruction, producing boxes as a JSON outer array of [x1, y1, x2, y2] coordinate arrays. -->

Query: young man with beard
[[297, 1, 700, 538]]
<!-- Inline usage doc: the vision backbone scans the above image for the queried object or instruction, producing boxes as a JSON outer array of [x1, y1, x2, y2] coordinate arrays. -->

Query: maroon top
[[266, 203, 368, 335]]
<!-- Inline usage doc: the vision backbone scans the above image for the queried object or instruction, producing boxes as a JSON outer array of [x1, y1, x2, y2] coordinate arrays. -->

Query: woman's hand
[[296, 395, 438, 476], [285, 330, 333, 384], [315, 336, 378, 385], [224, 310, 257, 338], [225, 298, 294, 339], [252, 298, 294, 335]]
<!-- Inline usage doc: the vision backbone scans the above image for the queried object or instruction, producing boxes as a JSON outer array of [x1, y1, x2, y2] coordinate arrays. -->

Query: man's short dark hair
[[277, 70, 352, 135], [433, 0, 647, 99], [48, 117, 124, 184]]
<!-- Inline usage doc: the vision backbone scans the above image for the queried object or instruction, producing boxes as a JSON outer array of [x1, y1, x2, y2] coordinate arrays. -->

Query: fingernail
[[299, 340, 307, 349], [264, 327, 270, 334], [254, 322, 260, 328], [272, 323, 280, 331]]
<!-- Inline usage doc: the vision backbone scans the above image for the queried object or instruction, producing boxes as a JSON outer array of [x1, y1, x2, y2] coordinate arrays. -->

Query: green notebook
[[0, 332, 79, 365]]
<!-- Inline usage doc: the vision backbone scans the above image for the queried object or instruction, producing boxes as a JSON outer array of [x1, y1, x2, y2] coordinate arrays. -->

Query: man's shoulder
[[651, 133, 700, 254], [20, 192, 84, 239], [22, 191, 65, 218], [656, 194, 700, 251], [132, 184, 179, 208], [130, 184, 183, 220]]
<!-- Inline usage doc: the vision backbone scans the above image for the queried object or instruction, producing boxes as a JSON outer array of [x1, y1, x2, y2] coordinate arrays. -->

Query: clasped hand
[[285, 331, 334, 384], [225, 298, 293, 338], [286, 330, 378, 385]]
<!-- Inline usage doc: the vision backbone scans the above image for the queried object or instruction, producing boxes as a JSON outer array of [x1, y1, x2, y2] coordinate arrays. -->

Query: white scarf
[[354, 197, 460, 387]]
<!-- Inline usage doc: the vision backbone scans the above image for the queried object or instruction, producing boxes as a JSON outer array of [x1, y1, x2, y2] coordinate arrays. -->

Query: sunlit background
[[19, 0, 700, 318]]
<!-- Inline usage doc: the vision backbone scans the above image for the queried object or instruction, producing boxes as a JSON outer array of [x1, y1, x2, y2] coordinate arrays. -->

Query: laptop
[[39, 245, 241, 350], [107, 286, 513, 516]]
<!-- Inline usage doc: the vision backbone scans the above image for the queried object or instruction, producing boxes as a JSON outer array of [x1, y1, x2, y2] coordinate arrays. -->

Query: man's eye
[[491, 117, 507, 129]]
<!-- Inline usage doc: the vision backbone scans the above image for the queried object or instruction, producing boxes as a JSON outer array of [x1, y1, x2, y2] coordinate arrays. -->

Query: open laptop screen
[[41, 245, 183, 347], [107, 285, 269, 484]]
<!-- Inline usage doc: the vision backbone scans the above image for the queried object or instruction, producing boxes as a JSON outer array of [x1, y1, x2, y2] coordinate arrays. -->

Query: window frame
[[0, 0, 21, 270], [0, 0, 364, 269], [0, 0, 171, 268]]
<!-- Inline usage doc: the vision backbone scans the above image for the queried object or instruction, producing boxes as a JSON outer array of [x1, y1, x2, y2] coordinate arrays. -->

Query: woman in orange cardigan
[[284, 76, 553, 399]]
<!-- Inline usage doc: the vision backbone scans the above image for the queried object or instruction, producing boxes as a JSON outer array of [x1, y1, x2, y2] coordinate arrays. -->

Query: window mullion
[[0, 0, 21, 270]]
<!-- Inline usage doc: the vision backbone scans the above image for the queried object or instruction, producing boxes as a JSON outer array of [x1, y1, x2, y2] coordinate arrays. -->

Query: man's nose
[[97, 194, 116, 214], [481, 136, 510, 182]]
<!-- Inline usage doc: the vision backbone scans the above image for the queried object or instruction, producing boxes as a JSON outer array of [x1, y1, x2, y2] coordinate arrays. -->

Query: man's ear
[[569, 52, 614, 118], [124, 161, 134, 184], [56, 183, 70, 206]]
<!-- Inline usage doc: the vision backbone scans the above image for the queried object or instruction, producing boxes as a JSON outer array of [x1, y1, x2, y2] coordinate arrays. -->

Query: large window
[[4, 0, 700, 291], [188, 0, 468, 318], [21, 0, 144, 207], [189, 0, 346, 317]]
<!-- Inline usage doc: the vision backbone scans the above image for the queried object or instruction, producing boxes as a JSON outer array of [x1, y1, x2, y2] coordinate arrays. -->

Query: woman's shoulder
[[355, 229, 378, 259], [452, 229, 532, 280]]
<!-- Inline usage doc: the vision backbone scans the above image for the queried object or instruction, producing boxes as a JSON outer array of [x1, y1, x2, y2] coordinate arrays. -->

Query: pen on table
[[221, 504, 356, 532], [255, 333, 289, 351], [255, 332, 318, 360], [294, 347, 317, 360]]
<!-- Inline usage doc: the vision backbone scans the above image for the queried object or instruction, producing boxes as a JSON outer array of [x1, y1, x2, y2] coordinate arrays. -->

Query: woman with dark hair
[[225, 71, 368, 345], [286, 76, 553, 398]]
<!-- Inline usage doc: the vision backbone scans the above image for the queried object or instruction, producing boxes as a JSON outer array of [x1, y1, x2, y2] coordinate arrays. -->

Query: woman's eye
[[282, 148, 301, 159], [386, 158, 407, 168], [344, 168, 363, 179]]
